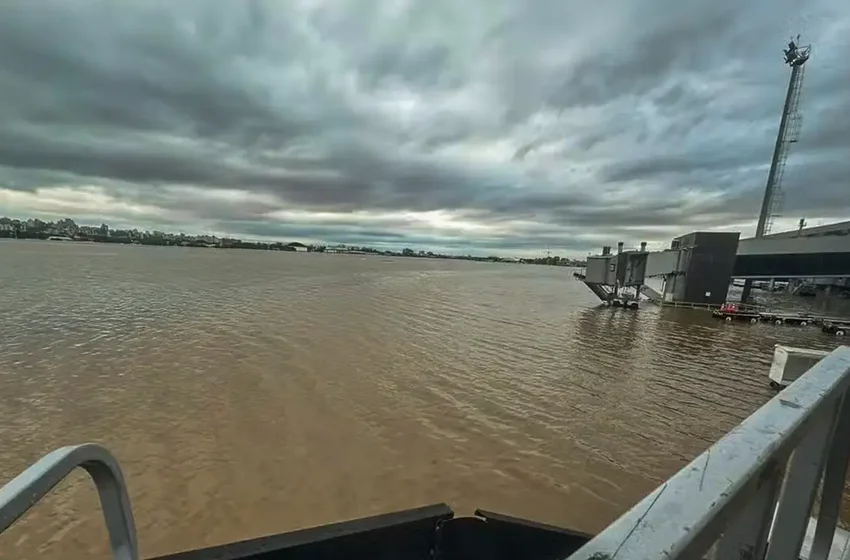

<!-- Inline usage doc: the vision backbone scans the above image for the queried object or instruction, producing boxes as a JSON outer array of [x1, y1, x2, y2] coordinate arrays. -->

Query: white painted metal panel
[[586, 255, 615, 284]]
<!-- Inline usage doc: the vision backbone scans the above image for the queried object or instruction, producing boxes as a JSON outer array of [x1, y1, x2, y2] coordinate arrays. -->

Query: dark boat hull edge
[[149, 503, 593, 560]]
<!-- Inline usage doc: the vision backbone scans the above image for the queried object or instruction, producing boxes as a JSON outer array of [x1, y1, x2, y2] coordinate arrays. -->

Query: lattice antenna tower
[[755, 36, 811, 237]]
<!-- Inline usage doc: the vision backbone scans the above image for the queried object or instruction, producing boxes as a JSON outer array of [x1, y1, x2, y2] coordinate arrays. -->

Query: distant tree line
[[1, 223, 585, 265]]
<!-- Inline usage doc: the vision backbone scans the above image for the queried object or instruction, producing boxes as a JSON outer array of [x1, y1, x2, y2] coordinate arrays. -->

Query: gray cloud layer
[[0, 0, 848, 254]]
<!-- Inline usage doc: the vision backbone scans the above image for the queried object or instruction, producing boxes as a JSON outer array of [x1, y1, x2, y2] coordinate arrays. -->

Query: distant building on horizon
[[286, 242, 308, 252]]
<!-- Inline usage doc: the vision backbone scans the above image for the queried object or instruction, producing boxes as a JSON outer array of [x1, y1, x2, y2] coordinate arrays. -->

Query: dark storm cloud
[[0, 0, 848, 254]]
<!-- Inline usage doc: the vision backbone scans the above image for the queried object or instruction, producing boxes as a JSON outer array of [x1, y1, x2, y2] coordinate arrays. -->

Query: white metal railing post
[[712, 458, 784, 560], [0, 443, 139, 560], [810, 390, 850, 560], [566, 346, 850, 560], [765, 400, 839, 560]]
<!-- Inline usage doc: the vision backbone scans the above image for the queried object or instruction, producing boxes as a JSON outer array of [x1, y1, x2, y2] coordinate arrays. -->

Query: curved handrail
[[0, 443, 139, 560]]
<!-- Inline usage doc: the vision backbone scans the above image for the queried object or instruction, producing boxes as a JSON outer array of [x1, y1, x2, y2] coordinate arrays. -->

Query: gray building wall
[[670, 232, 740, 305]]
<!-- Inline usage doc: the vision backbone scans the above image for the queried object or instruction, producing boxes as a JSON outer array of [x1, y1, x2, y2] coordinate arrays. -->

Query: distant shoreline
[[0, 235, 586, 266], [1, 233, 317, 252]]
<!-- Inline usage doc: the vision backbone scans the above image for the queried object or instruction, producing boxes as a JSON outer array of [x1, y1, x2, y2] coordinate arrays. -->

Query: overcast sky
[[0, 1, 848, 255]]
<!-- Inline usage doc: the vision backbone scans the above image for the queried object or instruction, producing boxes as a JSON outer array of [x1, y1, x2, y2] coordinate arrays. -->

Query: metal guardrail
[[568, 345, 850, 560], [0, 443, 139, 560]]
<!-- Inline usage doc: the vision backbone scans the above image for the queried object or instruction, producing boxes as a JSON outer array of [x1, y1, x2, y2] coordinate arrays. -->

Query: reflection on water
[[0, 240, 846, 558]]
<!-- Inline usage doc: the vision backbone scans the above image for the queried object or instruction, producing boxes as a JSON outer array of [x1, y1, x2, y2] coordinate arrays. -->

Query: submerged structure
[[647, 232, 741, 305], [575, 220, 850, 307], [576, 241, 649, 308], [577, 232, 740, 307]]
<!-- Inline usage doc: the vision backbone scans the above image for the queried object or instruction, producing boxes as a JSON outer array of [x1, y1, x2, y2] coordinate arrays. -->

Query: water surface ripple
[[0, 241, 844, 558]]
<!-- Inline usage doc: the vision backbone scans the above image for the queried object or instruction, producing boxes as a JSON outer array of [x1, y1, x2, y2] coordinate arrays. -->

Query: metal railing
[[0, 443, 139, 560], [568, 345, 850, 560]]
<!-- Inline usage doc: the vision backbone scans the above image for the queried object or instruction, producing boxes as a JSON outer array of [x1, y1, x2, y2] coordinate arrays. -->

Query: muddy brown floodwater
[[0, 240, 846, 559]]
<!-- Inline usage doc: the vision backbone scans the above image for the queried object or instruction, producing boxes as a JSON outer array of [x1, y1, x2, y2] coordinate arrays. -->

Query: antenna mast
[[755, 36, 811, 237], [740, 38, 810, 304]]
